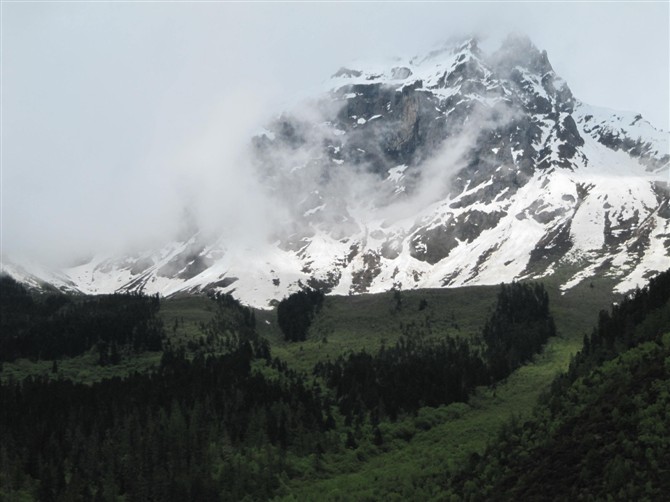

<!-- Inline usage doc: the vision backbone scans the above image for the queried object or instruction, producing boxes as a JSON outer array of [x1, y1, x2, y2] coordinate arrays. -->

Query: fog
[[2, 2, 668, 267]]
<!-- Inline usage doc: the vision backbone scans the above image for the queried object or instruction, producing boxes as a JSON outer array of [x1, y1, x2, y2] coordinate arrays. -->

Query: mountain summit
[[6, 36, 669, 307]]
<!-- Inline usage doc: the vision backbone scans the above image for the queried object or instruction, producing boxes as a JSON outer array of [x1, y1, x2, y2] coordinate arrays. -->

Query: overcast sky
[[2, 1, 669, 266]]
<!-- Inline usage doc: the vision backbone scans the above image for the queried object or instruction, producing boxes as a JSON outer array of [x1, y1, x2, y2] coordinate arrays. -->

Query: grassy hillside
[[276, 331, 580, 500], [250, 280, 617, 500], [258, 286, 500, 373], [0, 294, 215, 384], [257, 279, 617, 372], [1, 277, 615, 385], [0, 275, 624, 501], [443, 279, 670, 500], [259, 280, 617, 499]]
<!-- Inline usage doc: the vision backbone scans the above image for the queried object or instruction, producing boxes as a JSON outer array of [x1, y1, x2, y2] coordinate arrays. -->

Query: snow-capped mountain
[[5, 35, 669, 307]]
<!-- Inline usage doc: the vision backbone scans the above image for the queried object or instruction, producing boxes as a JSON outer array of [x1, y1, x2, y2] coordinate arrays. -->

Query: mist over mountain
[[4, 35, 669, 307]]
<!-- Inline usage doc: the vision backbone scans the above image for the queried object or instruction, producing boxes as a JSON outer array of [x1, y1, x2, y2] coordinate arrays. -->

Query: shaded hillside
[[446, 269, 670, 500]]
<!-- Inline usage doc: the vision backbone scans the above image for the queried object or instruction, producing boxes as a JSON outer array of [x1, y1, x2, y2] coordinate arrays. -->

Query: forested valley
[[1, 270, 668, 500]]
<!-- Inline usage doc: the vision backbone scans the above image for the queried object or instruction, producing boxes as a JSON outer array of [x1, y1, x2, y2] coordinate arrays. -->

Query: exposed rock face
[[578, 108, 670, 171], [409, 210, 506, 265], [7, 35, 669, 307]]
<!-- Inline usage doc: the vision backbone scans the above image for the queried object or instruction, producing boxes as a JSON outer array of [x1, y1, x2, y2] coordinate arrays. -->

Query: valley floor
[[277, 324, 583, 500], [0, 277, 621, 501]]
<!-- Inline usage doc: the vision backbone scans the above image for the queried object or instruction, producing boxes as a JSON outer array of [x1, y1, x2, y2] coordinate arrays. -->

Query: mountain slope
[[5, 35, 669, 307], [445, 269, 670, 500]]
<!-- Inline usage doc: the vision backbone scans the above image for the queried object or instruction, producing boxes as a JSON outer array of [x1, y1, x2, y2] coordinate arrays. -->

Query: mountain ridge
[[4, 35, 669, 307]]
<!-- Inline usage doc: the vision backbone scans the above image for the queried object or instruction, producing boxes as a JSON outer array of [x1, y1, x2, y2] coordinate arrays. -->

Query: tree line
[[445, 268, 670, 500], [0, 277, 560, 500], [0, 294, 335, 501], [561, 269, 670, 386], [0, 276, 164, 363], [315, 282, 556, 422], [316, 336, 488, 422]]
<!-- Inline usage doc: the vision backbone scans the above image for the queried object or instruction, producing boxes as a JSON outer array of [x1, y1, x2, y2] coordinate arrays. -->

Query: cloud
[[1, 2, 666, 268], [158, 89, 280, 245]]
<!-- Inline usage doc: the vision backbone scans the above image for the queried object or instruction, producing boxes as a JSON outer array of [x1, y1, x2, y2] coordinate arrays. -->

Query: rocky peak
[[420, 36, 481, 63], [491, 34, 552, 75], [493, 35, 574, 113], [453, 37, 482, 58], [12, 34, 668, 307], [432, 38, 488, 90]]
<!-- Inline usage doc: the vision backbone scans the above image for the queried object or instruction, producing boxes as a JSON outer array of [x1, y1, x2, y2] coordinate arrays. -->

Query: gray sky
[[2, 1, 669, 266]]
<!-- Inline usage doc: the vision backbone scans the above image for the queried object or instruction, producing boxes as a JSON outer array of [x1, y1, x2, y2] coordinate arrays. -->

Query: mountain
[[4, 35, 669, 307]]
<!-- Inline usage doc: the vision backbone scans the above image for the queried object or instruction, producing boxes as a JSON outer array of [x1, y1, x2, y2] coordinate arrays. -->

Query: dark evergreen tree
[[316, 336, 489, 420], [277, 289, 324, 342], [482, 282, 555, 381]]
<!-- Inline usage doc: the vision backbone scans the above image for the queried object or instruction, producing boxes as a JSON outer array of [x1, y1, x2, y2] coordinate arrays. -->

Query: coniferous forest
[[1, 271, 669, 500], [444, 270, 670, 500]]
